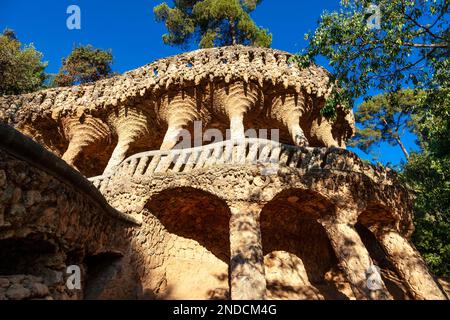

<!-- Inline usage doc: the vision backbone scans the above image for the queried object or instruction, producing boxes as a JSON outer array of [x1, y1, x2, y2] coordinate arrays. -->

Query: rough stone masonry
[[0, 46, 447, 300]]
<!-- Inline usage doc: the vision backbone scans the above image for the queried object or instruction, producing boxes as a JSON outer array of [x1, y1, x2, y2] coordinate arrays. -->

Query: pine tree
[[350, 89, 425, 160], [153, 0, 272, 48], [54, 45, 114, 87]]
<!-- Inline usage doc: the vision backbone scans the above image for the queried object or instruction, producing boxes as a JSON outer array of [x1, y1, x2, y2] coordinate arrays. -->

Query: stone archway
[[260, 188, 353, 300], [357, 203, 446, 300], [135, 187, 231, 300], [356, 204, 411, 299]]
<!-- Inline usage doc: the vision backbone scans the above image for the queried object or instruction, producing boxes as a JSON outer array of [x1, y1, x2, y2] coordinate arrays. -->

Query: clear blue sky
[[0, 0, 419, 166]]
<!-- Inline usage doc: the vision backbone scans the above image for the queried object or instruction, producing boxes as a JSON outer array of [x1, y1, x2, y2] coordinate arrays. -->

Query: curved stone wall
[[0, 124, 137, 300]]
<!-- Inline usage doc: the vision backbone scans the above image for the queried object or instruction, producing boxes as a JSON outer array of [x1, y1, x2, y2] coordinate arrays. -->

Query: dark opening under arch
[[260, 188, 350, 300], [146, 187, 231, 262], [357, 204, 412, 299], [142, 186, 232, 300]]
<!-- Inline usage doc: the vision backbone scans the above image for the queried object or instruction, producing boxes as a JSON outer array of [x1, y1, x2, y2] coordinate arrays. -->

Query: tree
[[404, 150, 450, 276], [54, 45, 114, 87], [297, 0, 449, 276], [350, 89, 425, 160], [153, 0, 272, 48], [294, 0, 449, 115], [403, 60, 449, 276], [0, 29, 47, 95]]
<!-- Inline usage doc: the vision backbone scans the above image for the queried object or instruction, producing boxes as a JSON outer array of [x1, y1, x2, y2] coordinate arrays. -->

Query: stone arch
[[259, 188, 353, 300], [145, 187, 231, 261], [137, 186, 231, 299], [357, 202, 397, 230], [356, 203, 412, 299], [356, 202, 446, 300]]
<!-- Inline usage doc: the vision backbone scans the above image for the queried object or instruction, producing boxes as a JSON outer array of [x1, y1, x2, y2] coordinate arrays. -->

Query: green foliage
[[349, 89, 425, 159], [297, 0, 449, 110], [404, 151, 450, 276], [404, 68, 449, 275], [0, 29, 47, 95], [153, 0, 272, 48], [299, 0, 449, 276], [54, 45, 114, 87]]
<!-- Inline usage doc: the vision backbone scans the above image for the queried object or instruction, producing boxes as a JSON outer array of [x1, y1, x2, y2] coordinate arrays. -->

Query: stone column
[[62, 140, 84, 167], [160, 124, 184, 151], [271, 93, 308, 147], [159, 90, 199, 151], [229, 113, 245, 141], [287, 121, 308, 147], [320, 216, 392, 300], [103, 136, 132, 175], [104, 105, 153, 174], [228, 202, 266, 300], [370, 226, 446, 300], [61, 116, 110, 168]]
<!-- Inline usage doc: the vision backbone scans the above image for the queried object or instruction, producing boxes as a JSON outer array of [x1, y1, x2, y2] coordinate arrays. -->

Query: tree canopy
[[0, 29, 47, 96], [403, 81, 449, 275], [53, 45, 114, 87], [153, 0, 272, 48], [294, 0, 449, 114]]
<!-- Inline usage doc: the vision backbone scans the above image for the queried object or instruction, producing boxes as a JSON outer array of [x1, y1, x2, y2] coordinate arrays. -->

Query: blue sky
[[0, 0, 419, 166]]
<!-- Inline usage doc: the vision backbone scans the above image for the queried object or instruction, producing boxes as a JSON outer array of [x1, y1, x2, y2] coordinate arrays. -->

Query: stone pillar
[[160, 124, 184, 151], [370, 226, 446, 300], [271, 93, 308, 147], [159, 90, 199, 151], [287, 121, 308, 147], [320, 216, 392, 300], [61, 116, 110, 169], [62, 140, 84, 167], [104, 105, 153, 174], [103, 137, 132, 175], [228, 202, 266, 300], [229, 113, 245, 141]]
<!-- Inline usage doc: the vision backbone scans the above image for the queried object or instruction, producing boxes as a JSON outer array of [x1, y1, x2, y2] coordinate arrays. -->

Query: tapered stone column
[[61, 117, 110, 169], [160, 124, 184, 151], [229, 113, 245, 141], [62, 140, 84, 167], [159, 90, 199, 151], [287, 121, 308, 146], [229, 202, 266, 300], [103, 136, 132, 175], [370, 226, 446, 300], [271, 93, 308, 147], [320, 216, 392, 300], [104, 106, 152, 174], [215, 81, 259, 142]]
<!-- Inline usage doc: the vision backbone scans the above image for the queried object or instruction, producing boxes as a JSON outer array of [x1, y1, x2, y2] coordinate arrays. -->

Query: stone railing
[[88, 139, 397, 192]]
